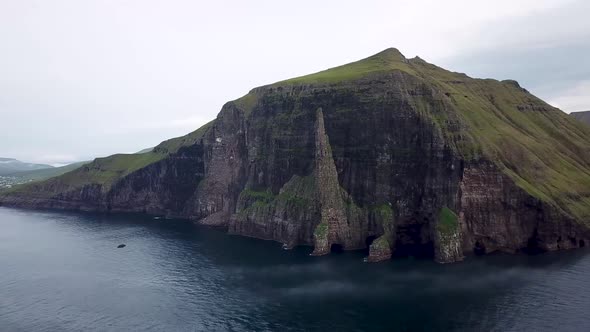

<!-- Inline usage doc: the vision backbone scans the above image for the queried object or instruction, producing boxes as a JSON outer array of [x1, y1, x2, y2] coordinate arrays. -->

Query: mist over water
[[1, 207, 590, 331]]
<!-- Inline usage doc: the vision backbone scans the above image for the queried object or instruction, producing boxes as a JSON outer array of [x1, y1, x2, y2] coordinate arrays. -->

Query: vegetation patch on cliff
[[237, 175, 317, 218], [437, 207, 459, 236], [371, 203, 394, 225], [371, 235, 390, 250], [276, 175, 315, 207], [240, 189, 275, 203], [314, 222, 328, 237]]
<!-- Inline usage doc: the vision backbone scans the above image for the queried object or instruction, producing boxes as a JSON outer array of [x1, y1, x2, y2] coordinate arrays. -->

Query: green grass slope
[[57, 152, 166, 189], [154, 120, 213, 154], [273, 48, 417, 85]]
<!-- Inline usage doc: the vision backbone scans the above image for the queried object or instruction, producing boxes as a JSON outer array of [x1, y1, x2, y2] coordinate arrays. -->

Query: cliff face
[[2, 48, 590, 263]]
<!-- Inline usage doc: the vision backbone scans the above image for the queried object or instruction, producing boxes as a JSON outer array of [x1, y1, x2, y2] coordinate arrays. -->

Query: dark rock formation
[[311, 108, 354, 255], [2, 48, 590, 263]]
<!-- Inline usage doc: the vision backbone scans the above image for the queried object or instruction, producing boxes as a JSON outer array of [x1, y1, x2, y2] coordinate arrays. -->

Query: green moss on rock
[[237, 175, 317, 220], [371, 203, 394, 225], [239, 189, 275, 203], [314, 222, 328, 237], [437, 207, 459, 236], [371, 235, 390, 250]]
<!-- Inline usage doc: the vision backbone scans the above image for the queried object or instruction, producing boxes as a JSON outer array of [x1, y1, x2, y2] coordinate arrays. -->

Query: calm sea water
[[1, 207, 590, 332]]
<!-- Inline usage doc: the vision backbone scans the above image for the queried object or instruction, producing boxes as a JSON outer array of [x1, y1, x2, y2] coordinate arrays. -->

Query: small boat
[[117, 244, 126, 248]]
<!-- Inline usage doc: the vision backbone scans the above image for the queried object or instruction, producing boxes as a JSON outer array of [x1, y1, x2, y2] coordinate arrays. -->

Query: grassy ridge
[[60, 152, 165, 187], [3, 152, 166, 198], [273, 48, 417, 85], [3, 120, 215, 197], [155, 120, 213, 154]]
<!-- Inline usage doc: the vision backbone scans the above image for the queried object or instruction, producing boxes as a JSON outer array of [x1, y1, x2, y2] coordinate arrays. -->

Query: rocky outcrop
[[367, 235, 393, 262], [311, 108, 353, 255], [187, 104, 248, 225], [2, 48, 590, 263], [434, 207, 463, 263]]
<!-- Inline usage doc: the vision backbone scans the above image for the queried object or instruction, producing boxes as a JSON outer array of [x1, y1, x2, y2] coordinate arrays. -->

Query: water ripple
[[2, 207, 590, 332]]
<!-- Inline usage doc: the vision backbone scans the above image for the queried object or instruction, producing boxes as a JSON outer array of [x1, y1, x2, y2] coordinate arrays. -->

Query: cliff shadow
[[393, 221, 434, 259], [330, 243, 344, 254]]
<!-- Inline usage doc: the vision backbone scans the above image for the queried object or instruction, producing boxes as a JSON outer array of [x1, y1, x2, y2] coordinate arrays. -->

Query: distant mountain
[[6, 161, 89, 182], [571, 111, 590, 126], [0, 158, 53, 176], [136, 147, 154, 154]]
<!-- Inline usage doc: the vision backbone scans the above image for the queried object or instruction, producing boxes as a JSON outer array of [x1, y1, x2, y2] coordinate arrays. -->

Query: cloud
[[548, 80, 590, 112], [436, 0, 590, 112], [35, 154, 81, 166], [124, 115, 211, 132]]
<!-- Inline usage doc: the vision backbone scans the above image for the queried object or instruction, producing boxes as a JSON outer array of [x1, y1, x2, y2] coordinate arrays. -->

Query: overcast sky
[[1, 0, 588, 165]]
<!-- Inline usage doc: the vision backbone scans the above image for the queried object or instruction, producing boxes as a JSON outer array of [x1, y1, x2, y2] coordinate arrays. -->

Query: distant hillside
[[136, 147, 154, 154], [0, 158, 53, 176], [6, 161, 89, 182], [571, 111, 590, 126]]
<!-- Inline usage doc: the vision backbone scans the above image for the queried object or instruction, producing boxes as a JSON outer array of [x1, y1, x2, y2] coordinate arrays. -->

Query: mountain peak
[[0, 158, 54, 176], [370, 47, 406, 61], [272, 47, 413, 86]]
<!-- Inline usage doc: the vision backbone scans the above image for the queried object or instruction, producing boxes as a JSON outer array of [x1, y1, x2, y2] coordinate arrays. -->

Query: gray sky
[[1, 0, 588, 165]]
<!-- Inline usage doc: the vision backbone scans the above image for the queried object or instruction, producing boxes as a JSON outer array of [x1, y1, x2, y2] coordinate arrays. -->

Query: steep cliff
[[2, 48, 590, 263]]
